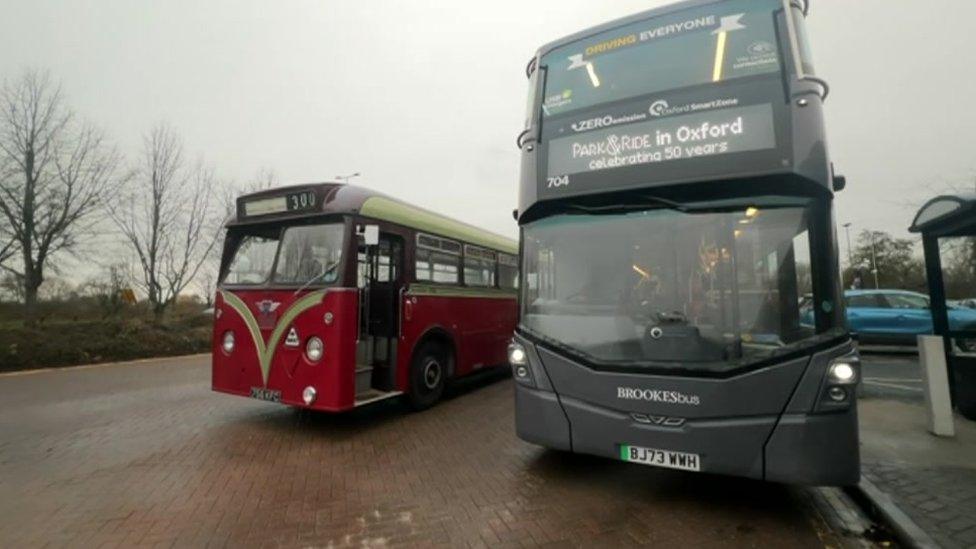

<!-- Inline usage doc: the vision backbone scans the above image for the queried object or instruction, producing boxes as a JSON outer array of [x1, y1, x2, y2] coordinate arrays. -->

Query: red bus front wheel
[[408, 342, 447, 410]]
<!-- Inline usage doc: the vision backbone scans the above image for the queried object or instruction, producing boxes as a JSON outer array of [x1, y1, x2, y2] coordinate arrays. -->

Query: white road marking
[[864, 380, 923, 392], [863, 377, 922, 383]]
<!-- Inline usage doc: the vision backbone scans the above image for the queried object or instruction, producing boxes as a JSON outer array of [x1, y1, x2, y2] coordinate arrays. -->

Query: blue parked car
[[840, 290, 976, 350]]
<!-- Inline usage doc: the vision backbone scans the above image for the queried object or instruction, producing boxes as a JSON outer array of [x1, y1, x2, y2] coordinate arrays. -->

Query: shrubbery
[[0, 301, 212, 371]]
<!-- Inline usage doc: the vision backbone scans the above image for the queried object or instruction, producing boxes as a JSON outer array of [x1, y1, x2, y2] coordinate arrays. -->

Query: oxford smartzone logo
[[649, 100, 670, 117], [649, 97, 740, 118], [617, 387, 702, 406]]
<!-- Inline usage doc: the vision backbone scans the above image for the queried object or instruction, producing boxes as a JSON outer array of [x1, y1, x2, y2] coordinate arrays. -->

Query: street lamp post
[[842, 222, 854, 270], [336, 172, 361, 184], [868, 230, 881, 289]]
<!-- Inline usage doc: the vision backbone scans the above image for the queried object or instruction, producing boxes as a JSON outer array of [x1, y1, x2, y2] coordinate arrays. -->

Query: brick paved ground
[[862, 460, 976, 548], [860, 393, 976, 549], [1, 356, 832, 548]]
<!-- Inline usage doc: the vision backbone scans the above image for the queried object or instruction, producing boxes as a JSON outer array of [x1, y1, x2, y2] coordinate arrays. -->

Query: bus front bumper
[[514, 382, 859, 486]]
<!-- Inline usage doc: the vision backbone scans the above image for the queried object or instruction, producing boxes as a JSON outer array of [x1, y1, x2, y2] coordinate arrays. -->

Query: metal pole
[[923, 234, 956, 406], [842, 222, 853, 276], [869, 231, 880, 289]]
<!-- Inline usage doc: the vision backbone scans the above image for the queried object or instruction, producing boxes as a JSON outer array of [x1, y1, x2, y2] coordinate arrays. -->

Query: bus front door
[[357, 234, 403, 395]]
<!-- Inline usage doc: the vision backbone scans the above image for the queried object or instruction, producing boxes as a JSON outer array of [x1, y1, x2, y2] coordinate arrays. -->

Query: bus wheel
[[959, 397, 976, 421], [408, 342, 447, 410], [957, 338, 976, 353]]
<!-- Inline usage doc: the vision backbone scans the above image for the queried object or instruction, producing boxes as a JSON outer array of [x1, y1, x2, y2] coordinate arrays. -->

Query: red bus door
[[357, 234, 403, 393]]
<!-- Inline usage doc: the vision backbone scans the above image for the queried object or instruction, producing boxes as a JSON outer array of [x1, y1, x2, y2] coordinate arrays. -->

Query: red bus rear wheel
[[408, 342, 447, 410]]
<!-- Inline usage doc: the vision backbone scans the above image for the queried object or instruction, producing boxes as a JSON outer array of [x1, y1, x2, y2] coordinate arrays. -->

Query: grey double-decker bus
[[510, 0, 859, 485]]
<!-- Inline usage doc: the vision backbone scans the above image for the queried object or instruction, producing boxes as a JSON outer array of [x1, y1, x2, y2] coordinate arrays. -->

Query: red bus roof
[[230, 183, 517, 255]]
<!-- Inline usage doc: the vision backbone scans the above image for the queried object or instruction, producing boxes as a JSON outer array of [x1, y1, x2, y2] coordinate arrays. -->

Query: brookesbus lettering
[[617, 387, 702, 406]]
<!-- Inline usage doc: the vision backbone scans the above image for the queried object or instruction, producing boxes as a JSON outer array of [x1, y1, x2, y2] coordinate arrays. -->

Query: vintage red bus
[[212, 183, 518, 411]]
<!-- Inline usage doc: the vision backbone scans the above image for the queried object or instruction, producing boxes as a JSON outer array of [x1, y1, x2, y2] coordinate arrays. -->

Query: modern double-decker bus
[[510, 0, 859, 485], [212, 183, 518, 411]]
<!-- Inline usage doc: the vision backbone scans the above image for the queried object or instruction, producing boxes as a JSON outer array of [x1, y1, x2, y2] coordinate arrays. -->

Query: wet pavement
[[859, 353, 976, 549], [0, 355, 833, 548], [859, 350, 924, 402]]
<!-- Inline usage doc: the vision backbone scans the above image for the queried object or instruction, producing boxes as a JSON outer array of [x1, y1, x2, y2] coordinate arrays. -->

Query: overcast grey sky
[[3, 0, 974, 259]]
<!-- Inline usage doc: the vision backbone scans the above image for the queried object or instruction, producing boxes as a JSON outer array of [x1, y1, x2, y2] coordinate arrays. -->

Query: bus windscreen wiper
[[292, 260, 340, 296]]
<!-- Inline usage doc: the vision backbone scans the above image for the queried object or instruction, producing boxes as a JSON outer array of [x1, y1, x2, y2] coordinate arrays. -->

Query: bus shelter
[[909, 194, 976, 420]]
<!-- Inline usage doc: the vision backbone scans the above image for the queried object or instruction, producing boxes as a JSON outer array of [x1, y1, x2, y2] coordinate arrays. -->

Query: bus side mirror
[[832, 175, 847, 192], [512, 209, 518, 221]]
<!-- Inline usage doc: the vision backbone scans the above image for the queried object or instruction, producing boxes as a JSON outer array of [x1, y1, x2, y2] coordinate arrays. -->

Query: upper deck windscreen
[[532, 0, 806, 201], [541, 0, 783, 119]]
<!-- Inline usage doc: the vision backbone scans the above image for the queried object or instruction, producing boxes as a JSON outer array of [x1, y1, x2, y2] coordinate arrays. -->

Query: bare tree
[[196, 268, 218, 307], [112, 124, 220, 321], [80, 262, 131, 318], [0, 239, 15, 266], [0, 70, 121, 324], [248, 166, 278, 193], [219, 166, 278, 219], [0, 203, 15, 267]]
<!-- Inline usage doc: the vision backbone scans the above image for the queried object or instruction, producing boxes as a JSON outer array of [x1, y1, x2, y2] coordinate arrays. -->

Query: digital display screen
[[244, 196, 287, 217], [540, 0, 783, 120], [547, 103, 776, 178], [534, 0, 795, 200], [242, 190, 318, 217]]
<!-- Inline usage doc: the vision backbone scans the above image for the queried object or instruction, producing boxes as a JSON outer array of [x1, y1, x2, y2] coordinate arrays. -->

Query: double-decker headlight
[[828, 361, 857, 384], [306, 337, 324, 362], [508, 342, 534, 382], [222, 331, 235, 354], [508, 342, 527, 366], [822, 354, 860, 405]]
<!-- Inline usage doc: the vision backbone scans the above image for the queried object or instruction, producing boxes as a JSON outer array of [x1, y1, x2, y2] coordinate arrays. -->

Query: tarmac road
[[0, 355, 836, 547], [860, 350, 924, 402]]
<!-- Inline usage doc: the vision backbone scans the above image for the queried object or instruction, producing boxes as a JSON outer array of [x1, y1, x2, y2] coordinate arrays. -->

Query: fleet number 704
[[547, 175, 569, 188]]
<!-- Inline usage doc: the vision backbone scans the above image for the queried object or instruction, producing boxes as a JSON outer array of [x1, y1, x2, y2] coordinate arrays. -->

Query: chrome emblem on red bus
[[256, 300, 281, 314], [255, 300, 281, 329]]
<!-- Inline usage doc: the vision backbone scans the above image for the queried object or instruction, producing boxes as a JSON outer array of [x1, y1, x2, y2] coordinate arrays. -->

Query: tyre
[[957, 338, 976, 354], [407, 342, 448, 410], [960, 401, 976, 421]]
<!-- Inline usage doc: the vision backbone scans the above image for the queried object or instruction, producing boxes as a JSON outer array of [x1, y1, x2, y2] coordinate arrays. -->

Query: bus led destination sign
[[546, 103, 775, 180], [242, 190, 318, 217]]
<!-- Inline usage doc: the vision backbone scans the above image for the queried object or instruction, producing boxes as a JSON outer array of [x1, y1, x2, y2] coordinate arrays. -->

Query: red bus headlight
[[306, 337, 324, 362], [222, 331, 235, 354]]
